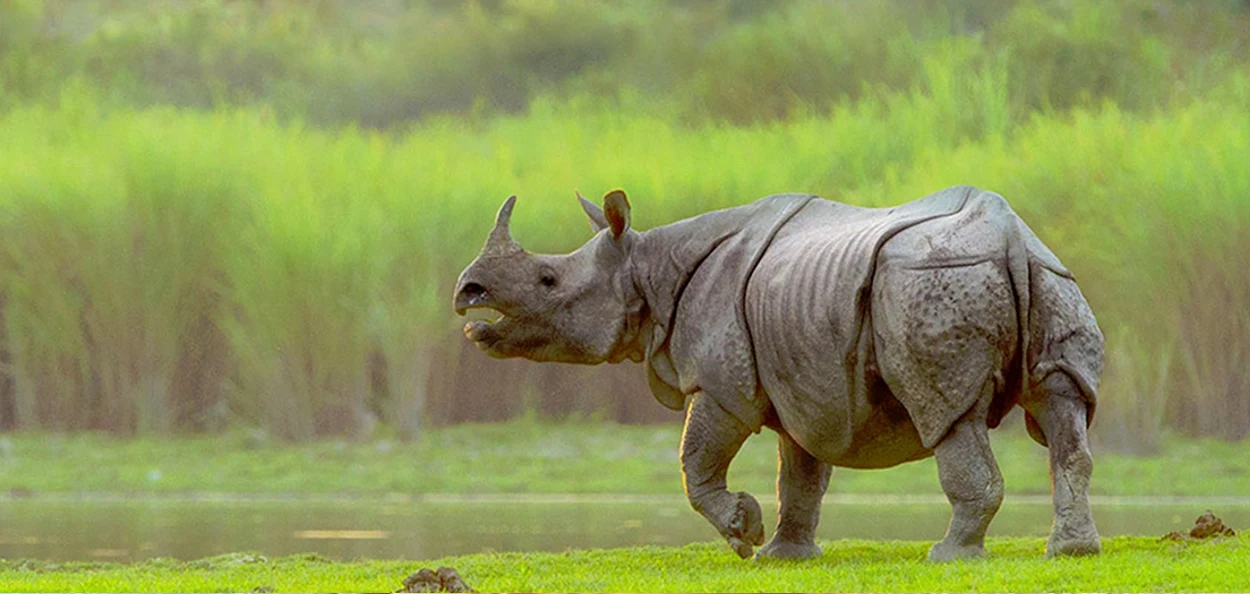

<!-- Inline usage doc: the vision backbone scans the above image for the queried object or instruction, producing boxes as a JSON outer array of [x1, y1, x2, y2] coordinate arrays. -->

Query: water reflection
[[1, 498, 1246, 562]]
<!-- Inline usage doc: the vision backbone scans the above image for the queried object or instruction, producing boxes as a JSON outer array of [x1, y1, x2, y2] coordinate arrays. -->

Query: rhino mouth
[[462, 306, 503, 331], [460, 306, 514, 351]]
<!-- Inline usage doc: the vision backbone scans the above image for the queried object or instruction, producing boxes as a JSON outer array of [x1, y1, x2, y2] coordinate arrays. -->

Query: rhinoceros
[[453, 186, 1104, 562]]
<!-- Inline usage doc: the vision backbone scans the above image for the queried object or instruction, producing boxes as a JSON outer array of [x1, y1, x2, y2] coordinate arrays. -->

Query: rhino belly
[[821, 369, 934, 469], [753, 322, 933, 468]]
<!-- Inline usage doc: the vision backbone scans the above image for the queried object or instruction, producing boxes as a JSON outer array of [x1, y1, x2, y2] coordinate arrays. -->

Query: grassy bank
[[2, 421, 1249, 497], [2, 535, 1247, 592]]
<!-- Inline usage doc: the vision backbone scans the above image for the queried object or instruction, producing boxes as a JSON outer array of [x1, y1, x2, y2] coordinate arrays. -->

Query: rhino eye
[[539, 274, 557, 288]]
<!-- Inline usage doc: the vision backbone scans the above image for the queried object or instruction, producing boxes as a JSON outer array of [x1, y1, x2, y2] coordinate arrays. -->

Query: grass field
[[2, 535, 1247, 592], [2, 420, 1249, 497]]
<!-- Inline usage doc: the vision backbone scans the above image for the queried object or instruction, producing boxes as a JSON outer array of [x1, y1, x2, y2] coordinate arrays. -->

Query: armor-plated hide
[[634, 186, 1100, 463], [454, 185, 1107, 561]]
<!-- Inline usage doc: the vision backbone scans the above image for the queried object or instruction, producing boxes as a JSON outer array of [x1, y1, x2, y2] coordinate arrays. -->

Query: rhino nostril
[[459, 282, 488, 304]]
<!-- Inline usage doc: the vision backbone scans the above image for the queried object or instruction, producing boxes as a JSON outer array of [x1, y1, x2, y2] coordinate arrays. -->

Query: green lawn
[[3, 422, 1248, 592], [2, 420, 1249, 498], [2, 535, 1247, 593]]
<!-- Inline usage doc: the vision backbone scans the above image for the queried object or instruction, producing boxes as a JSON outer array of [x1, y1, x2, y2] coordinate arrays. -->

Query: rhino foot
[[1046, 535, 1101, 558], [1047, 510, 1101, 558], [755, 536, 822, 560], [927, 541, 986, 562], [725, 492, 765, 559]]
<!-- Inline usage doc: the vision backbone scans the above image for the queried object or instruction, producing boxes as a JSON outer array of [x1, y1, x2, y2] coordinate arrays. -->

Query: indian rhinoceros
[[452, 186, 1104, 562]]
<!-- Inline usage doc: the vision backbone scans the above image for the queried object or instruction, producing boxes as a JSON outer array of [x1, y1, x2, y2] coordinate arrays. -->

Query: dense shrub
[[4, 0, 1248, 126]]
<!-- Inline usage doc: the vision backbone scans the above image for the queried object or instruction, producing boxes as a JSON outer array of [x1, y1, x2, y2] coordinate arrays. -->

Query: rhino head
[[452, 190, 647, 364]]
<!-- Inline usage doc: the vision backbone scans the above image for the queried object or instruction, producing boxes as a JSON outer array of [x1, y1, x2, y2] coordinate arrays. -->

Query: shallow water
[[1, 496, 1246, 562]]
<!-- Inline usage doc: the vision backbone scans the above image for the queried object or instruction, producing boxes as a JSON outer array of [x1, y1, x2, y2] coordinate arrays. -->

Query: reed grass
[[0, 79, 1247, 448], [1, 1, 1248, 447]]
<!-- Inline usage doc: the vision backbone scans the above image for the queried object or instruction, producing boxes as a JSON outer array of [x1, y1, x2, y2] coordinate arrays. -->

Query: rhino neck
[[633, 196, 815, 331], [627, 194, 817, 414], [626, 207, 758, 405], [630, 206, 761, 334]]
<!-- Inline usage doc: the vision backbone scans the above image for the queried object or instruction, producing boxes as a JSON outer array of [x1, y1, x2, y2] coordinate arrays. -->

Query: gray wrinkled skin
[[454, 186, 1104, 562]]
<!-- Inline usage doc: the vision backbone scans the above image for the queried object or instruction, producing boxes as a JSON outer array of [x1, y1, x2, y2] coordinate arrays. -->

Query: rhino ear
[[577, 190, 608, 233], [603, 189, 631, 239]]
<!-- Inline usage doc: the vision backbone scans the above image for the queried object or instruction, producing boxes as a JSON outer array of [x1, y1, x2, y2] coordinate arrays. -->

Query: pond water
[[2, 496, 1247, 562]]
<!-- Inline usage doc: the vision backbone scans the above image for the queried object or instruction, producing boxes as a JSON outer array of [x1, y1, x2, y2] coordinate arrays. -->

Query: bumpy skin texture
[[454, 186, 1105, 562]]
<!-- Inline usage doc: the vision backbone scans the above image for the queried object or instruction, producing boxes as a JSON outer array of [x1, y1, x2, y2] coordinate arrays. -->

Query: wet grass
[[1, 420, 1249, 498], [1, 535, 1247, 592]]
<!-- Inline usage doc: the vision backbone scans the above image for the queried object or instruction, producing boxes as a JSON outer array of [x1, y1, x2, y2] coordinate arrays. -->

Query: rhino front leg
[[1027, 372, 1101, 557], [681, 392, 763, 559], [756, 431, 830, 560], [929, 396, 1004, 562]]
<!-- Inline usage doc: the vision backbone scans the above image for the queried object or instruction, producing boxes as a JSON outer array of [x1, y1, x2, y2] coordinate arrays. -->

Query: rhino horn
[[482, 195, 522, 256]]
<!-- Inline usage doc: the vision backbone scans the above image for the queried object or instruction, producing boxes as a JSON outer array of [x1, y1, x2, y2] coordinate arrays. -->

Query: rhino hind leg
[[871, 259, 1014, 560], [1022, 372, 1101, 557], [755, 431, 831, 560], [680, 392, 765, 559], [928, 391, 1004, 562]]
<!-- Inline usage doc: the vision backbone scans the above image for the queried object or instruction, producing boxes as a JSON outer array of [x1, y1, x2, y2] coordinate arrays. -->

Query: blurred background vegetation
[[0, 0, 1246, 454]]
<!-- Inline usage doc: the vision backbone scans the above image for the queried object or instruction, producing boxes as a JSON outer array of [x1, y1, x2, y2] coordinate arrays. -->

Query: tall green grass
[[0, 74, 1246, 447], [0, 97, 463, 439]]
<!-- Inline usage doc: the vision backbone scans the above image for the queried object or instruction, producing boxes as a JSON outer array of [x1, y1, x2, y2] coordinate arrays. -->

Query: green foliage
[[2, 423, 1249, 496], [992, 0, 1170, 112], [2, 535, 1248, 592], [4, 0, 1249, 126]]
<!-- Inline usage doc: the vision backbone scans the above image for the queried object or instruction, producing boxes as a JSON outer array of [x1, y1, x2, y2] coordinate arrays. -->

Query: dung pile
[[399, 566, 474, 593], [1161, 510, 1238, 542]]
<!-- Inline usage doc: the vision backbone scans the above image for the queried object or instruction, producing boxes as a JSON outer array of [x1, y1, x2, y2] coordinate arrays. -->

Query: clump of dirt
[[1161, 510, 1238, 542], [399, 566, 474, 593]]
